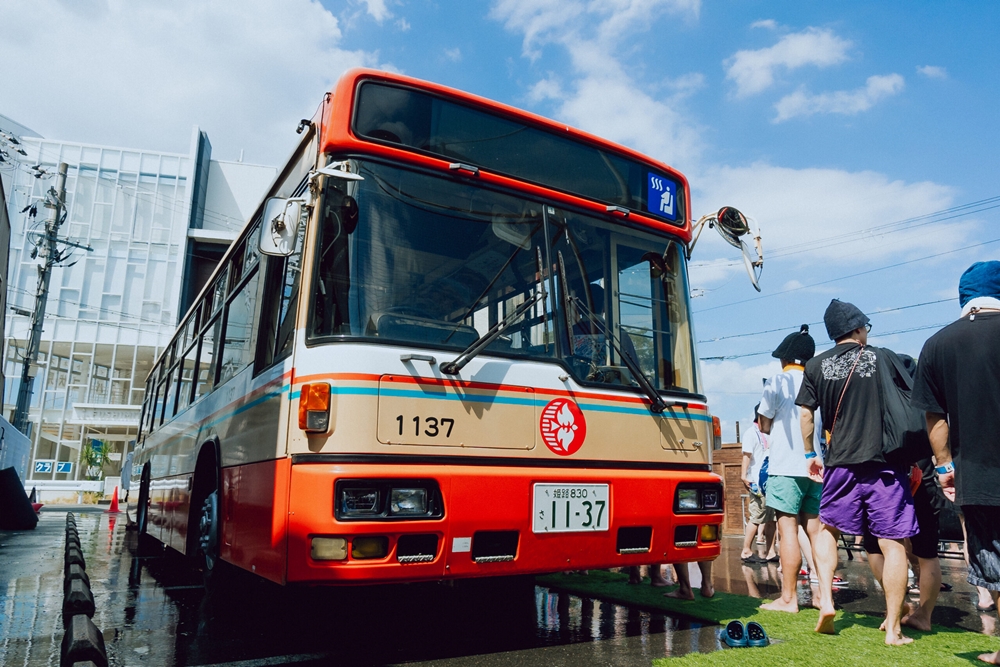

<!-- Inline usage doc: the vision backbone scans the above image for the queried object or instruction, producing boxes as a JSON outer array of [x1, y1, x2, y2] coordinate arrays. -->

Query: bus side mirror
[[258, 197, 303, 256]]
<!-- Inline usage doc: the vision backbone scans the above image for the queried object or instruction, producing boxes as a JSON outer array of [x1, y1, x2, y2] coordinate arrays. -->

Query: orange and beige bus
[[129, 68, 728, 585]]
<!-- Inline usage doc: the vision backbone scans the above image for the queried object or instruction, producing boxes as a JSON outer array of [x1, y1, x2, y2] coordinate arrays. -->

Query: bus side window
[[255, 222, 304, 373], [177, 340, 197, 413], [195, 314, 221, 400], [218, 266, 260, 384], [163, 363, 179, 421]]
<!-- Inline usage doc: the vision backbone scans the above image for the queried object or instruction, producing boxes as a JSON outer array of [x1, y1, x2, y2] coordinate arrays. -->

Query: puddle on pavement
[[1, 512, 724, 667]]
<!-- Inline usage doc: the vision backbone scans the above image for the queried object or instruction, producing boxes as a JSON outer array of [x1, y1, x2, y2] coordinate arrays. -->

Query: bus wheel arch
[[188, 438, 222, 572]]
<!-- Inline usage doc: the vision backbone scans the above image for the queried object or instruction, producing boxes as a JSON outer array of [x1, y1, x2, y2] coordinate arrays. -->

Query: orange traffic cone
[[105, 485, 121, 513]]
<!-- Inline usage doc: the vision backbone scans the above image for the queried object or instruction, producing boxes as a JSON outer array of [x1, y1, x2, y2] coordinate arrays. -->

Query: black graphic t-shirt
[[796, 343, 885, 468], [912, 311, 1000, 506]]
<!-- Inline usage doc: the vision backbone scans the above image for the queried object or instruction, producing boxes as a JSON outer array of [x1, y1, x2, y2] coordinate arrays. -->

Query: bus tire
[[189, 442, 222, 579]]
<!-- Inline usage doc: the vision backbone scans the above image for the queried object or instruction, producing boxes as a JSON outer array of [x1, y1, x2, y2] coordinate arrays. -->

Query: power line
[[697, 297, 954, 344], [699, 320, 953, 361], [694, 237, 1000, 314]]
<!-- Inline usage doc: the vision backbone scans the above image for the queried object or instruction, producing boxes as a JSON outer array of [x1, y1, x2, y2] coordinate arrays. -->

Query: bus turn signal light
[[299, 383, 331, 432], [712, 415, 722, 449], [311, 537, 348, 560], [700, 524, 719, 542]]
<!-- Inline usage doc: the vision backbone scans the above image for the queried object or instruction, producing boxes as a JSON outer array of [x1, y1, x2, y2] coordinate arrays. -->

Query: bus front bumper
[[285, 461, 723, 584]]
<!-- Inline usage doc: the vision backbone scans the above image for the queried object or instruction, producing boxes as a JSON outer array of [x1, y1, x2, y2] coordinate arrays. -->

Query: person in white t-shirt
[[759, 325, 824, 614], [741, 406, 777, 562]]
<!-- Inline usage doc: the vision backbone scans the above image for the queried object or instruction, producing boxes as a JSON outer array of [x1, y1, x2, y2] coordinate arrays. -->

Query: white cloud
[[444, 47, 463, 63], [773, 73, 904, 121], [528, 77, 564, 102], [491, 0, 703, 167], [0, 0, 380, 165], [396, 18, 411, 31], [360, 0, 391, 22], [750, 19, 777, 30], [917, 65, 947, 79], [694, 162, 962, 264], [725, 27, 852, 97]]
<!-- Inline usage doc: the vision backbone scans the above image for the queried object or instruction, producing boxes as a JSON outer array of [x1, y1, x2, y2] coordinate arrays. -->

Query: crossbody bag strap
[[828, 343, 865, 444]]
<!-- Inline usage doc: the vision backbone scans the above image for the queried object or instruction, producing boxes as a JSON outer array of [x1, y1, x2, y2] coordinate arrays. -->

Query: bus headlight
[[390, 488, 428, 515], [702, 489, 721, 510], [352, 536, 389, 559], [341, 488, 380, 516], [678, 488, 700, 510]]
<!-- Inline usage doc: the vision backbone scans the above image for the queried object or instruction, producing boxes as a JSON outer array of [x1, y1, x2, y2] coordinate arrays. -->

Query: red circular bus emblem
[[540, 398, 587, 456]]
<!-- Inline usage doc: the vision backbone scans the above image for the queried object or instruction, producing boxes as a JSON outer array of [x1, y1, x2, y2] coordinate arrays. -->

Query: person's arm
[[926, 411, 954, 502], [741, 452, 752, 489], [801, 406, 823, 482], [758, 415, 772, 434]]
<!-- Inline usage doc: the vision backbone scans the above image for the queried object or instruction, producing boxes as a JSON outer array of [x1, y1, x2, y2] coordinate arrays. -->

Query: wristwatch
[[935, 461, 955, 474]]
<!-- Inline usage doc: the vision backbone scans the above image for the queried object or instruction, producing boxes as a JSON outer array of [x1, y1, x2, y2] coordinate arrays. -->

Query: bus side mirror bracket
[[258, 197, 306, 256]]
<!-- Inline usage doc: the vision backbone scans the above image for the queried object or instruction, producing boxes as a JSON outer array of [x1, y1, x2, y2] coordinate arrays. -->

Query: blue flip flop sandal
[[722, 620, 748, 648], [746, 621, 769, 647]]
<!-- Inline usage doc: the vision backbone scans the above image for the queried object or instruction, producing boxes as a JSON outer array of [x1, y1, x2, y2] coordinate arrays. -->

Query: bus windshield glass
[[309, 160, 699, 395]]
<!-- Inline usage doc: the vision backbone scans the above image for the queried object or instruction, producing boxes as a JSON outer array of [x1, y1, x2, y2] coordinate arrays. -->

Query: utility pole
[[11, 162, 68, 434]]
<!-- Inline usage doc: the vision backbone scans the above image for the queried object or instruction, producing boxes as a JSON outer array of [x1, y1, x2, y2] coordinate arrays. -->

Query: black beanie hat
[[772, 324, 815, 364], [824, 299, 870, 341]]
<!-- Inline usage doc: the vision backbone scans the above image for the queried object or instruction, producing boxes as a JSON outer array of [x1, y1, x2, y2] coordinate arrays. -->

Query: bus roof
[[318, 68, 693, 243]]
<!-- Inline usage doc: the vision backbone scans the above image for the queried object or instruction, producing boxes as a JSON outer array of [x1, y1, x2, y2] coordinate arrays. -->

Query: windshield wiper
[[440, 247, 547, 375], [556, 251, 666, 414]]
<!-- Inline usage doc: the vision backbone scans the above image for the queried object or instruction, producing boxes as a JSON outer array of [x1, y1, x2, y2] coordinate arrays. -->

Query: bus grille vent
[[471, 530, 519, 563], [398, 554, 435, 564], [616, 526, 652, 554], [674, 525, 698, 548], [396, 534, 438, 563], [473, 555, 515, 563]]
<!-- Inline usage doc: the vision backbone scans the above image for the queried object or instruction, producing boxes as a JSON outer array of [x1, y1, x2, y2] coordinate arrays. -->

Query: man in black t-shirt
[[796, 299, 918, 645], [912, 261, 1000, 664]]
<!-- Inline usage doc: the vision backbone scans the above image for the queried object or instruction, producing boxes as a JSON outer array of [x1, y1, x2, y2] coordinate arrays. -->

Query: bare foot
[[815, 606, 836, 634], [902, 611, 932, 632], [664, 588, 694, 601], [650, 577, 671, 587], [978, 651, 1000, 664], [885, 631, 913, 646], [700, 582, 715, 598], [760, 597, 799, 613]]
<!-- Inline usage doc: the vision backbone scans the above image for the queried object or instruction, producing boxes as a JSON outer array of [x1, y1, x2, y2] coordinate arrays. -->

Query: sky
[[1, 0, 998, 440]]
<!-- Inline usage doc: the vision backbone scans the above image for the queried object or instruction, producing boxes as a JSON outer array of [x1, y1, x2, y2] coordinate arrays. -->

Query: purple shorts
[[820, 464, 918, 539]]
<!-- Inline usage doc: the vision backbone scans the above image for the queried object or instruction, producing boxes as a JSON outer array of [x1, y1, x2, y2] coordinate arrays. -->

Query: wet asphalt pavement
[[1, 508, 722, 667]]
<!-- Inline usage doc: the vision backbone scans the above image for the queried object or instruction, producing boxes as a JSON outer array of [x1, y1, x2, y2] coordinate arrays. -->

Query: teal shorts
[[765, 475, 822, 516]]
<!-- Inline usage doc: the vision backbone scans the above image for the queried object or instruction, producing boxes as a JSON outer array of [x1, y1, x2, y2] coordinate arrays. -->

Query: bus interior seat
[[368, 312, 480, 348]]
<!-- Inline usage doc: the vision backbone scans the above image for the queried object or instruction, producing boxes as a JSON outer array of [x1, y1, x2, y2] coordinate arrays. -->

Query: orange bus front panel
[[285, 461, 722, 585]]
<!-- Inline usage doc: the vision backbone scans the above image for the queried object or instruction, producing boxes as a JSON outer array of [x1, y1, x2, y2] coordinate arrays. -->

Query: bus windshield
[[309, 159, 699, 395]]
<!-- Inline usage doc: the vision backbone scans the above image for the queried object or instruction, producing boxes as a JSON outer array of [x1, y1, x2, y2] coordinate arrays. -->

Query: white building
[[0, 118, 275, 484]]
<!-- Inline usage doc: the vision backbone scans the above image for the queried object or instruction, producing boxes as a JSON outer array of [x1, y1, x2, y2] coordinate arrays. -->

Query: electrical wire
[[697, 297, 954, 344], [694, 237, 1000, 314]]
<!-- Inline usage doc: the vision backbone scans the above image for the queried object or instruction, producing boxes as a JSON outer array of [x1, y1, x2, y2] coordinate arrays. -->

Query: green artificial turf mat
[[537, 570, 999, 666]]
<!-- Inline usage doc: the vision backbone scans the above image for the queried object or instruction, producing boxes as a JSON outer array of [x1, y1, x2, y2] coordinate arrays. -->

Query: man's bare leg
[[902, 556, 940, 632], [764, 521, 778, 560], [809, 518, 838, 634], [698, 560, 715, 598], [978, 589, 1000, 664], [761, 512, 802, 612], [665, 562, 694, 600], [878, 537, 914, 645], [741, 519, 760, 559]]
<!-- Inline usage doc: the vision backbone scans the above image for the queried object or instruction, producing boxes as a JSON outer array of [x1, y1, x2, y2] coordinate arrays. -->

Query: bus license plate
[[532, 483, 609, 533]]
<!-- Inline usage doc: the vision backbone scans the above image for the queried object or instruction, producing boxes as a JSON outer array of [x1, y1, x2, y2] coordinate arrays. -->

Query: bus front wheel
[[198, 491, 220, 572]]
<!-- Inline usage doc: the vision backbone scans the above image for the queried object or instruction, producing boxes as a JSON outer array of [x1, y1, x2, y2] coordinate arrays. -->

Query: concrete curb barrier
[[60, 614, 107, 667], [64, 563, 90, 593], [65, 546, 86, 570], [63, 578, 96, 619], [60, 513, 108, 667]]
